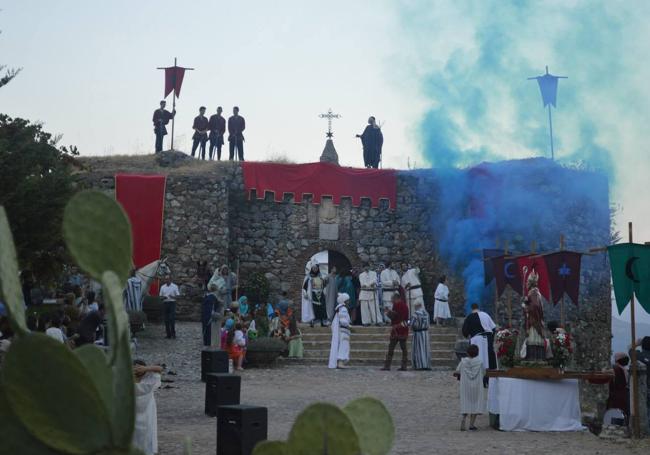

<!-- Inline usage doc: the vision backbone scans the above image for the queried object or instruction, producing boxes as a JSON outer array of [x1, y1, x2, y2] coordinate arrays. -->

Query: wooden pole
[[494, 238, 500, 325], [505, 240, 512, 327], [560, 234, 565, 328], [628, 222, 640, 438], [170, 57, 177, 151]]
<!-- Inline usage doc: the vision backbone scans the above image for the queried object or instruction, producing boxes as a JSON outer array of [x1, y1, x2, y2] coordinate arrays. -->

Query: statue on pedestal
[[520, 268, 546, 361]]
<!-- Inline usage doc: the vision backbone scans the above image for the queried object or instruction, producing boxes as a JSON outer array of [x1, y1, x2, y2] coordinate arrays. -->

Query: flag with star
[[607, 243, 650, 315], [543, 251, 583, 306]]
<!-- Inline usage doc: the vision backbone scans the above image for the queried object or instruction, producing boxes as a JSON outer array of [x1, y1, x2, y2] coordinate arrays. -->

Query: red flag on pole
[[543, 251, 583, 306], [164, 66, 186, 98]]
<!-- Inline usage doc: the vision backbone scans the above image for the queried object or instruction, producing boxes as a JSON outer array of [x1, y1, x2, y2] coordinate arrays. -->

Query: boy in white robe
[[328, 293, 351, 369], [133, 361, 163, 455], [454, 344, 486, 431]]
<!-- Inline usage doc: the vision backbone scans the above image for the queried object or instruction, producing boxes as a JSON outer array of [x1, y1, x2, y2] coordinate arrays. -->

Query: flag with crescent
[[483, 248, 504, 286], [607, 243, 650, 315], [491, 255, 522, 297], [164, 66, 186, 98], [543, 251, 582, 306], [516, 254, 551, 301]]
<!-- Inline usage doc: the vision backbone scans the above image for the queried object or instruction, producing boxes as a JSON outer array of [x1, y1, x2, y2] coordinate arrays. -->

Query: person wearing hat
[[328, 293, 352, 369], [191, 106, 209, 159], [152, 100, 175, 153]]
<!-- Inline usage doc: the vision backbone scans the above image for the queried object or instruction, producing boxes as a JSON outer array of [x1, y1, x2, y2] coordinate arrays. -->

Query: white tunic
[[133, 372, 161, 455], [401, 268, 423, 298], [456, 356, 486, 414], [301, 275, 316, 323], [380, 269, 400, 302], [358, 271, 377, 301], [433, 283, 452, 319], [328, 303, 351, 368]]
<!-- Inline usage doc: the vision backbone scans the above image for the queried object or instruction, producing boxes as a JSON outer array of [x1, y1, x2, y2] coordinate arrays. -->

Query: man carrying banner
[[152, 100, 175, 153]]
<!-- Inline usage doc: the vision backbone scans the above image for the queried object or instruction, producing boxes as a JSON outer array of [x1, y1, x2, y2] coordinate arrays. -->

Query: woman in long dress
[[411, 301, 431, 370], [454, 344, 486, 431]]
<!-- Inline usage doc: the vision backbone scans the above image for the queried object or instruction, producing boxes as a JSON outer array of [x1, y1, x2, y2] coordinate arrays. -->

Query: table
[[488, 377, 586, 432]]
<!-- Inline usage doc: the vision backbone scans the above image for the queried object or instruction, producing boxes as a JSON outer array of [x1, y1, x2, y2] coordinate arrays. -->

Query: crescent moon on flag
[[625, 257, 640, 283], [504, 262, 515, 279]]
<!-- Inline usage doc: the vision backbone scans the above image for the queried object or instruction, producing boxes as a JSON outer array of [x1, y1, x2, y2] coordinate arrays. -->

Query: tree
[[0, 29, 22, 88], [0, 115, 79, 281]]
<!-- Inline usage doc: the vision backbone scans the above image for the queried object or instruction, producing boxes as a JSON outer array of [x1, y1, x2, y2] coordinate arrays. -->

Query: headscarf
[[238, 296, 249, 316], [224, 318, 234, 330], [337, 293, 350, 306], [278, 299, 289, 315]]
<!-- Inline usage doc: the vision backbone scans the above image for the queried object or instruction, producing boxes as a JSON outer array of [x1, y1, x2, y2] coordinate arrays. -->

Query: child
[[454, 344, 486, 431], [133, 360, 163, 455], [285, 316, 304, 359], [227, 322, 246, 371]]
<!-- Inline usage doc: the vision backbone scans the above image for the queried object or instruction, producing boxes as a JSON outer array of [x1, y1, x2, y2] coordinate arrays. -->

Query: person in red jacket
[[381, 293, 409, 371]]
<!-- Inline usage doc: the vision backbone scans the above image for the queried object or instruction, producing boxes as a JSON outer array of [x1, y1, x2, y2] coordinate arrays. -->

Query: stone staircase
[[296, 324, 459, 368]]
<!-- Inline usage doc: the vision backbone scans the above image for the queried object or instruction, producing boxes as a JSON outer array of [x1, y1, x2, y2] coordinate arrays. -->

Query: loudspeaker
[[205, 373, 241, 417], [217, 405, 268, 455], [201, 348, 229, 382]]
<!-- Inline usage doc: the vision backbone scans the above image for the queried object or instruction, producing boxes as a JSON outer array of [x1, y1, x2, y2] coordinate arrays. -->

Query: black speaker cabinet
[[217, 405, 268, 455], [205, 373, 241, 417], [201, 348, 229, 382]]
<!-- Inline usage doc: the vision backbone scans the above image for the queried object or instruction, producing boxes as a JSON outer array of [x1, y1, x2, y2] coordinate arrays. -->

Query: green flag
[[608, 243, 650, 315]]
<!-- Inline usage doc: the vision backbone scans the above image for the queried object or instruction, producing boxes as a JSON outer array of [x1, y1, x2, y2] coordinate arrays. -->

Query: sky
[[1, 1, 650, 323]]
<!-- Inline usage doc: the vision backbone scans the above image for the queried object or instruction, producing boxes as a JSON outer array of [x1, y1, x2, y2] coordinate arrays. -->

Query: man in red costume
[[381, 293, 410, 371]]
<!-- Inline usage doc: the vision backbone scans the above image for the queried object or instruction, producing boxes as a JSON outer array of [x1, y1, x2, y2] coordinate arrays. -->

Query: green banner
[[608, 243, 650, 315]]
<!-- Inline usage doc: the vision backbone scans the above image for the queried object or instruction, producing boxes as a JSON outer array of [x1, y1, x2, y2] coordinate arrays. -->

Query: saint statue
[[520, 268, 546, 361]]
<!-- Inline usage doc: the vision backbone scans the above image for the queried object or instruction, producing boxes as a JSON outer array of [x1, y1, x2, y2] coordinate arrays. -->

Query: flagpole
[[628, 222, 640, 438], [170, 57, 177, 151], [556, 235, 560, 328], [505, 240, 512, 327], [494, 238, 500, 325], [548, 105, 554, 160]]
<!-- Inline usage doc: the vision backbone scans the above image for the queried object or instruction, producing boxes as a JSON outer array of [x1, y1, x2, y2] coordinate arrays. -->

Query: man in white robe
[[328, 293, 351, 369], [401, 264, 424, 319], [133, 362, 163, 455], [380, 262, 400, 322], [462, 303, 497, 370], [359, 264, 381, 326], [208, 265, 237, 306], [433, 275, 452, 325]]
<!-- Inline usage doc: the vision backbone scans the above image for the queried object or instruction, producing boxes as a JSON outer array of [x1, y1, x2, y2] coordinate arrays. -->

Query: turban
[[238, 296, 248, 305], [224, 319, 234, 330], [337, 293, 350, 305]]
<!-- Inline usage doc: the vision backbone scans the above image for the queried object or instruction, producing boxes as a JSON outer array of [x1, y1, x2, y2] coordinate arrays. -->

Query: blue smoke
[[395, 2, 626, 313]]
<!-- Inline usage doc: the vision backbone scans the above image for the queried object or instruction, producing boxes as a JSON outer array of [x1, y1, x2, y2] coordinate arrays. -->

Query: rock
[[155, 150, 193, 167]]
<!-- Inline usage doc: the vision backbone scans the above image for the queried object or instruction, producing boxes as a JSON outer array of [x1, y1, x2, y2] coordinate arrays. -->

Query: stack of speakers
[[202, 349, 268, 455]]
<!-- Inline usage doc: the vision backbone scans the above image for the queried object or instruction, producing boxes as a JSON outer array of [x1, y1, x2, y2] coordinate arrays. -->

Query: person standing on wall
[[228, 106, 246, 161], [356, 116, 383, 168], [160, 276, 180, 339], [152, 100, 175, 153], [208, 106, 226, 160], [191, 106, 209, 159]]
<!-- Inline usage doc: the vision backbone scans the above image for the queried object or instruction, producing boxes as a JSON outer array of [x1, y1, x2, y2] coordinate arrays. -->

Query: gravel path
[[136, 322, 649, 455]]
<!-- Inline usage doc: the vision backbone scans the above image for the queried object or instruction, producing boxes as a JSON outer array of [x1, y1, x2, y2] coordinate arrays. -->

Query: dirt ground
[[136, 322, 650, 455]]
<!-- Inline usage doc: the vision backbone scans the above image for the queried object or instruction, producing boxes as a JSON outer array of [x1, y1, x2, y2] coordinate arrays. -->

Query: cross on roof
[[319, 108, 341, 138]]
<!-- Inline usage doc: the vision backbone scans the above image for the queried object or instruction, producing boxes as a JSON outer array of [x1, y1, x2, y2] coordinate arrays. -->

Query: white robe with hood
[[328, 303, 351, 368]]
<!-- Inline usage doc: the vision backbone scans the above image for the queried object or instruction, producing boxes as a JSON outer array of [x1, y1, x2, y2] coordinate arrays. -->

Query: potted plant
[[246, 337, 286, 368]]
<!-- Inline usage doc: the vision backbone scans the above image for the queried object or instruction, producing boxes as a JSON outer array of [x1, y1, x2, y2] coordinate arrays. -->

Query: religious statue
[[520, 267, 546, 361]]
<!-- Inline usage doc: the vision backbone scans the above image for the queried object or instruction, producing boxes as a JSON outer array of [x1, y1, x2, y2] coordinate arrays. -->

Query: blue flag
[[529, 67, 567, 108]]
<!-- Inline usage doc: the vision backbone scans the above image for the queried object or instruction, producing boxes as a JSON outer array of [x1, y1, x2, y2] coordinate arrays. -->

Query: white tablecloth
[[488, 377, 586, 432]]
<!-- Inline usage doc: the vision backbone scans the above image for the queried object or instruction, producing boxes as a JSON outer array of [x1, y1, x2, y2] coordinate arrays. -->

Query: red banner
[[115, 174, 166, 295], [516, 255, 551, 301], [164, 66, 186, 98], [242, 161, 397, 209]]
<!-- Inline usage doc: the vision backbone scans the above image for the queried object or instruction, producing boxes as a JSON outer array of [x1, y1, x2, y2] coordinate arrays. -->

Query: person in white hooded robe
[[133, 361, 163, 454], [454, 344, 486, 431], [328, 293, 351, 369]]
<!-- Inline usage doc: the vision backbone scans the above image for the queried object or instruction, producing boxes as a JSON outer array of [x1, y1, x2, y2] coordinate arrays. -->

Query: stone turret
[[319, 139, 339, 165]]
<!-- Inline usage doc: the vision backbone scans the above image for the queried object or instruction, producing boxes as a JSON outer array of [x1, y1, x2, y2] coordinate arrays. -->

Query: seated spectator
[[226, 321, 246, 371], [607, 352, 630, 419], [76, 304, 105, 346], [45, 313, 65, 343], [133, 360, 163, 455], [86, 291, 99, 314], [238, 296, 250, 318], [221, 318, 234, 350]]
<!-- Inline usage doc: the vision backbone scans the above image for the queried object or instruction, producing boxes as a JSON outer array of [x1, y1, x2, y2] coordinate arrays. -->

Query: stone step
[[302, 340, 453, 349], [299, 325, 458, 335], [302, 333, 457, 342], [284, 357, 458, 368], [302, 349, 454, 359]]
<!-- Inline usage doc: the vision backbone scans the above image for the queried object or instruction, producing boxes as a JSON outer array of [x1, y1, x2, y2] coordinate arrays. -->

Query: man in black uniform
[[356, 116, 383, 168], [228, 106, 246, 161], [191, 106, 209, 159], [208, 106, 226, 160], [152, 100, 175, 153]]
